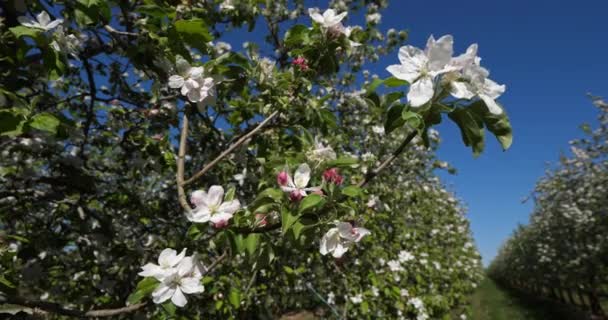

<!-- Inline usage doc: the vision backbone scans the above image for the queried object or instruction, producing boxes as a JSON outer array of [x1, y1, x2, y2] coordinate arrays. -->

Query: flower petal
[[186, 206, 212, 223], [320, 228, 339, 255], [353, 227, 371, 242], [158, 248, 177, 266], [209, 212, 233, 224], [190, 190, 207, 207], [426, 34, 454, 72], [293, 164, 311, 189], [309, 11, 325, 24], [482, 78, 506, 100], [408, 76, 434, 107], [168, 75, 185, 89], [205, 186, 224, 207], [152, 283, 175, 305], [480, 94, 503, 115], [398, 45, 426, 68], [332, 242, 350, 258], [177, 256, 194, 277], [45, 19, 63, 30], [171, 287, 188, 307], [180, 277, 205, 294], [450, 81, 476, 100], [386, 64, 418, 83], [37, 11, 51, 27], [218, 199, 240, 215], [138, 263, 162, 278]]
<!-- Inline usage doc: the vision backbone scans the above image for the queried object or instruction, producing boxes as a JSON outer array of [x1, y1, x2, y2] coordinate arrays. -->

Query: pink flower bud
[[277, 171, 289, 186], [289, 190, 304, 202], [255, 213, 267, 227], [323, 168, 343, 185], [292, 57, 309, 71], [213, 219, 229, 229]]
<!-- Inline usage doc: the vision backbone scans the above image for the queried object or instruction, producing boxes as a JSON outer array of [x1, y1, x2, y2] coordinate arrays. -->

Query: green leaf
[[281, 208, 299, 235], [470, 101, 513, 150], [255, 188, 283, 202], [326, 157, 358, 168], [0, 275, 15, 288], [366, 78, 384, 93], [448, 107, 485, 156], [402, 110, 423, 131], [28, 113, 60, 134], [385, 103, 406, 134], [243, 234, 260, 256], [383, 77, 408, 87], [9, 26, 43, 41], [298, 194, 325, 213], [284, 24, 310, 47], [0, 110, 25, 137], [174, 19, 212, 53], [229, 288, 241, 309], [341, 185, 362, 198], [161, 301, 176, 315], [224, 186, 236, 201], [127, 277, 159, 304]]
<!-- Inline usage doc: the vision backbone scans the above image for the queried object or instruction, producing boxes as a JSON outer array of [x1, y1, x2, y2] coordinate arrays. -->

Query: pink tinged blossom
[[277, 171, 289, 186], [186, 186, 240, 225], [280, 164, 321, 201], [292, 57, 309, 71]]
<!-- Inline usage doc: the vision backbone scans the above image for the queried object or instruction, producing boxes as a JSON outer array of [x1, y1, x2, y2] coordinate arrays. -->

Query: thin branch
[[2, 297, 147, 318], [104, 25, 138, 37], [357, 130, 418, 188], [182, 110, 280, 186], [177, 114, 192, 211]]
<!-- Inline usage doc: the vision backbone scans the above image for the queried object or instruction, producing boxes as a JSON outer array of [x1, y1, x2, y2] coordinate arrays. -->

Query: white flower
[[138, 248, 187, 281], [306, 137, 337, 163], [387, 259, 403, 272], [308, 8, 347, 28], [18, 11, 63, 31], [398, 250, 414, 263], [366, 13, 381, 25], [409, 297, 425, 310], [319, 222, 371, 258], [168, 58, 216, 105], [151, 256, 205, 307], [280, 163, 321, 198], [50, 26, 81, 57], [233, 168, 247, 186], [386, 35, 456, 107], [327, 292, 335, 304], [372, 125, 385, 136], [187, 186, 241, 226], [400, 289, 409, 297], [449, 48, 506, 114], [219, 0, 235, 11], [349, 293, 363, 304]]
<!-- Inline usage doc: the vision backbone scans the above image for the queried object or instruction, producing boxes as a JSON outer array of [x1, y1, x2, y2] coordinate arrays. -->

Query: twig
[[2, 297, 147, 318], [104, 25, 138, 37], [357, 130, 418, 188], [204, 251, 228, 275], [182, 110, 280, 186], [176, 114, 192, 211]]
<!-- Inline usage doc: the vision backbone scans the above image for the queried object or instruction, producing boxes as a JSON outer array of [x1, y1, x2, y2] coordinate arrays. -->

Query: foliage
[[0, 0, 512, 318]]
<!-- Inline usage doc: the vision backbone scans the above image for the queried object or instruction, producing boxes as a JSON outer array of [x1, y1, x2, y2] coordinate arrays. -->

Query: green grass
[[470, 278, 589, 320]]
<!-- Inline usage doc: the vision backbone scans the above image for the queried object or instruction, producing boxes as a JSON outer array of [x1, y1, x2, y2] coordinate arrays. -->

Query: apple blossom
[[18, 11, 63, 31], [306, 137, 337, 163], [322, 168, 343, 185], [279, 164, 321, 201], [386, 35, 456, 107], [151, 254, 205, 307], [186, 186, 241, 227], [292, 57, 309, 71], [319, 222, 371, 258], [138, 248, 187, 280], [276, 171, 289, 186], [308, 8, 347, 29], [50, 27, 81, 58], [449, 58, 506, 115], [168, 59, 216, 105]]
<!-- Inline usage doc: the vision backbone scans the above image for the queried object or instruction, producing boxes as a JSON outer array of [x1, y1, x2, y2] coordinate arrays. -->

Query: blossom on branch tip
[[280, 164, 321, 201], [151, 254, 205, 307], [320, 222, 371, 258], [386, 35, 456, 107], [186, 186, 240, 227], [138, 248, 186, 281], [308, 8, 347, 29], [18, 11, 63, 31]]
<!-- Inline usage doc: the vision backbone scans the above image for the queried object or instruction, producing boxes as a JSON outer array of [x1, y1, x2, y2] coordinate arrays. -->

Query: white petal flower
[[306, 137, 336, 163], [187, 186, 240, 225], [308, 8, 347, 28], [386, 35, 456, 107], [150, 255, 205, 307], [320, 222, 370, 258], [138, 248, 186, 281], [280, 164, 321, 198], [18, 11, 63, 31]]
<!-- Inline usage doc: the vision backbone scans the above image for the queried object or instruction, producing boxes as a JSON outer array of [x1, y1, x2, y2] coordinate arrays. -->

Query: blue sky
[[376, 0, 608, 265]]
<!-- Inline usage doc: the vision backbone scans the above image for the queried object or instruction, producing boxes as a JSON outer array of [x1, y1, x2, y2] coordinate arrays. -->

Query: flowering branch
[[358, 130, 418, 187], [177, 114, 192, 211], [182, 110, 280, 186]]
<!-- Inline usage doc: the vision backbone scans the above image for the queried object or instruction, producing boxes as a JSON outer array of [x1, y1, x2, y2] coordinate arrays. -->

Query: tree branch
[[182, 110, 280, 186], [357, 130, 418, 188], [176, 114, 192, 211], [2, 296, 147, 318]]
